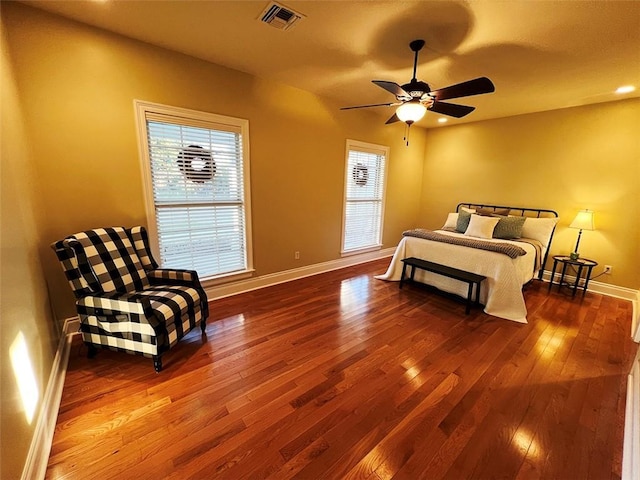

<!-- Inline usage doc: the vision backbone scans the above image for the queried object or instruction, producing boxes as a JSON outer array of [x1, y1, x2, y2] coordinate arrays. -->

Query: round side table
[[548, 255, 597, 297]]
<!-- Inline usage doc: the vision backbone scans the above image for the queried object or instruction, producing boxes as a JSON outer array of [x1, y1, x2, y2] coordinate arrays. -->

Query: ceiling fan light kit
[[396, 101, 427, 124], [341, 39, 496, 143]]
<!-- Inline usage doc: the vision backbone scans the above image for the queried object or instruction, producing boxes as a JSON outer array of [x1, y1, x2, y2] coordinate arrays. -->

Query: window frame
[[341, 139, 389, 256], [134, 100, 253, 284]]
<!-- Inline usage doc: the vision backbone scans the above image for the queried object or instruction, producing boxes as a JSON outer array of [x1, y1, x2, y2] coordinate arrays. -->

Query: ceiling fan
[[341, 39, 495, 126]]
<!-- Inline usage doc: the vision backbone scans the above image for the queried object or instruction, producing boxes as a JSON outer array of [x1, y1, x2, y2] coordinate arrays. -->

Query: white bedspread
[[375, 230, 537, 323]]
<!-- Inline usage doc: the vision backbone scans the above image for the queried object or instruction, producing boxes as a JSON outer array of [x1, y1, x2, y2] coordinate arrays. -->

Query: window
[[341, 140, 388, 255], [135, 101, 252, 281]]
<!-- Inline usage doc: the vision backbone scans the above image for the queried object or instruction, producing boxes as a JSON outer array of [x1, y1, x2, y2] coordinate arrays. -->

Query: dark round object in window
[[177, 145, 216, 183], [352, 163, 369, 186]]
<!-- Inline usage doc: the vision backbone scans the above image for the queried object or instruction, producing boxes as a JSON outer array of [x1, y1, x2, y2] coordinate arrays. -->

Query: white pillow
[[464, 214, 500, 239], [442, 212, 458, 229], [521, 217, 559, 246], [460, 207, 476, 213]]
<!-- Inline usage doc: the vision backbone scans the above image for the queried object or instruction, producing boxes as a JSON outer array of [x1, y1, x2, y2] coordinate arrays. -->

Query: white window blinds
[[342, 140, 388, 254], [137, 102, 252, 279]]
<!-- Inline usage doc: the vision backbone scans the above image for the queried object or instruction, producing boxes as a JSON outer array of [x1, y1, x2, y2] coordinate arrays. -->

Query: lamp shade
[[569, 210, 595, 231], [396, 102, 427, 123]]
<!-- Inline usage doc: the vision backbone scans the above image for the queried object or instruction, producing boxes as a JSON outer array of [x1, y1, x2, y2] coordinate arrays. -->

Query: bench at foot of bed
[[400, 257, 486, 314]]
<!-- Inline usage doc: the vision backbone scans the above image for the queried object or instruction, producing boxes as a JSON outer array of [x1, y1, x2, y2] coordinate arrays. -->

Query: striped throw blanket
[[403, 229, 527, 258]]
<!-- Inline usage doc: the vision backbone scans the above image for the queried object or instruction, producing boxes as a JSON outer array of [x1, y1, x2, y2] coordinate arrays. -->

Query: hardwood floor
[[46, 258, 638, 479]]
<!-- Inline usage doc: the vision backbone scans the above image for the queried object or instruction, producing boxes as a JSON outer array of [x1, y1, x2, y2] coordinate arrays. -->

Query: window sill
[[341, 245, 382, 257], [202, 269, 255, 287]]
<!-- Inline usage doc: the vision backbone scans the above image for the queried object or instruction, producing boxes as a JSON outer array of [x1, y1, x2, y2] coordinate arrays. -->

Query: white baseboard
[[21, 317, 77, 480], [64, 317, 81, 336], [541, 269, 638, 301], [623, 349, 640, 480], [542, 269, 640, 339], [632, 291, 640, 343], [205, 248, 396, 300]]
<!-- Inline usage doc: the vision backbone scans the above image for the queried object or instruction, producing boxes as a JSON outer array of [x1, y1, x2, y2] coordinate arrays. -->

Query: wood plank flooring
[[46, 258, 638, 479]]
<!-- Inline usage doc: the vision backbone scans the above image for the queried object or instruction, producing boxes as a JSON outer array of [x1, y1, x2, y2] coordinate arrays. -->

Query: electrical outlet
[[294, 251, 300, 260], [604, 265, 612, 274]]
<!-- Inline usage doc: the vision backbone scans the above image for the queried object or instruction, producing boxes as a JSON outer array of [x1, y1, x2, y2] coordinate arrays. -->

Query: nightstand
[[548, 255, 598, 297]]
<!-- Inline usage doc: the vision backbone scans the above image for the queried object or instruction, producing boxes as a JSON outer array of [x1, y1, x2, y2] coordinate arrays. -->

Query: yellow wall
[[1, 14, 59, 479], [3, 3, 426, 321], [419, 99, 640, 289]]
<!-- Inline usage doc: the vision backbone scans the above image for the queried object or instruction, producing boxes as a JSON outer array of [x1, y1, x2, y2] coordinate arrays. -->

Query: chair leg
[[200, 319, 206, 332], [86, 343, 98, 358], [153, 355, 162, 373]]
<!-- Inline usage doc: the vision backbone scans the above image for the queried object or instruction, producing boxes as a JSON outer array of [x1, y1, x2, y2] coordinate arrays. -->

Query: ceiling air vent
[[259, 2, 305, 31]]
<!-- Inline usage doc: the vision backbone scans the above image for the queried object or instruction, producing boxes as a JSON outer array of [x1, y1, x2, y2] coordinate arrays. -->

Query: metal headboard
[[456, 203, 559, 280]]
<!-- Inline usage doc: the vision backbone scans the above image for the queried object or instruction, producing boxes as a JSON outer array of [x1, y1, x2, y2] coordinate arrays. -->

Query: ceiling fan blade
[[429, 101, 475, 118], [431, 77, 495, 101], [340, 102, 398, 110], [372, 80, 410, 98], [385, 113, 400, 124]]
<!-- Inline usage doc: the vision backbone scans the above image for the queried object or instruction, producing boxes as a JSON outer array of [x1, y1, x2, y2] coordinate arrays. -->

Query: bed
[[376, 203, 559, 323]]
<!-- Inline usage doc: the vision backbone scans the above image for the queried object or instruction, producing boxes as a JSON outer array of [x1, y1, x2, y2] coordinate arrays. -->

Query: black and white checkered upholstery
[[52, 226, 209, 371]]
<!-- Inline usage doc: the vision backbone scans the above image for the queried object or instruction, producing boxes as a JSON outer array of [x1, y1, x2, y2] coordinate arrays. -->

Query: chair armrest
[[147, 269, 209, 321], [147, 269, 203, 288]]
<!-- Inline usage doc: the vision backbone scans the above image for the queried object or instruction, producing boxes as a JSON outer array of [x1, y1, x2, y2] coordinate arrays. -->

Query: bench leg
[[399, 261, 485, 316], [400, 262, 408, 289]]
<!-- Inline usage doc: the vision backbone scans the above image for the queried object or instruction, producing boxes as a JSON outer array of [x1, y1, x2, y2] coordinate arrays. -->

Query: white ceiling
[[20, 0, 640, 128]]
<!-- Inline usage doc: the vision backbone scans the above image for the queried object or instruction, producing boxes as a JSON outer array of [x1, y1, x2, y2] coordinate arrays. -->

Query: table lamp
[[569, 209, 595, 260]]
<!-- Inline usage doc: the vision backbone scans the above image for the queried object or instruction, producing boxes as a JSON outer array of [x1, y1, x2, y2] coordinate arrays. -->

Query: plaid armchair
[[52, 226, 208, 372]]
